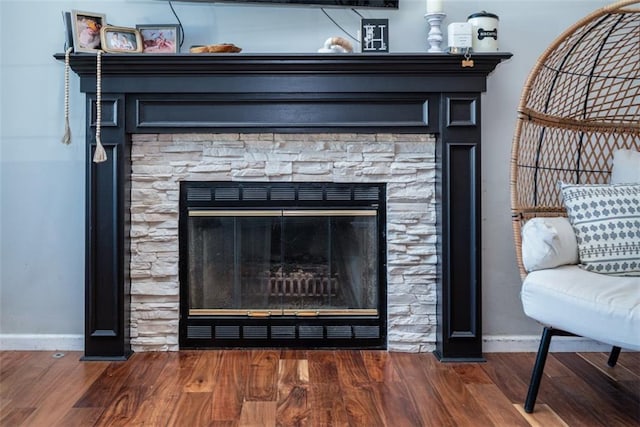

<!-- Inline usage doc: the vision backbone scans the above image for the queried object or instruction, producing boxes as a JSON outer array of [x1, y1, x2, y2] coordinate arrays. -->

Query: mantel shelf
[[55, 52, 512, 76]]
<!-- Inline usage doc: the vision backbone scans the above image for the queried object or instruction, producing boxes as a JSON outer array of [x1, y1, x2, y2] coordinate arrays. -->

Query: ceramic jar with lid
[[467, 11, 499, 52]]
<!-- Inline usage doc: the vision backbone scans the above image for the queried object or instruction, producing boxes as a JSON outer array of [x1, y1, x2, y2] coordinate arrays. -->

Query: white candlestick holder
[[425, 12, 446, 53]]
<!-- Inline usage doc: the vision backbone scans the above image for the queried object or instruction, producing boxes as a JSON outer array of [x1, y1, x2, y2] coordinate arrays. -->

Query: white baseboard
[[0, 334, 83, 351], [0, 333, 617, 353], [483, 334, 612, 353]]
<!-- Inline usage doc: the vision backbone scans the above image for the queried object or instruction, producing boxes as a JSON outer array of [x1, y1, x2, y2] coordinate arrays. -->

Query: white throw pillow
[[521, 217, 579, 272], [560, 182, 640, 276], [611, 149, 640, 184]]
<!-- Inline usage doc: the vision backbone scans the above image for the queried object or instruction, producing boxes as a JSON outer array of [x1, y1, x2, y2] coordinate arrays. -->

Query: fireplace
[[180, 182, 386, 348], [59, 52, 511, 360], [129, 132, 433, 352]]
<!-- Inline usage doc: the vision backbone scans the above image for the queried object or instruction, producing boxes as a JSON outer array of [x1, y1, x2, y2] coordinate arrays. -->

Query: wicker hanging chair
[[510, 0, 640, 279], [511, 1, 640, 414]]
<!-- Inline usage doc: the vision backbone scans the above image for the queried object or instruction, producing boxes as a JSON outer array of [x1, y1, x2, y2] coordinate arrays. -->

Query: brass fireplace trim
[[189, 308, 379, 317], [189, 210, 281, 217], [283, 210, 377, 217], [188, 209, 377, 217]]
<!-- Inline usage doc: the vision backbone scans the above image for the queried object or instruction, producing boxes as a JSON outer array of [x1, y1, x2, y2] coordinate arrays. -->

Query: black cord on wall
[[166, 2, 363, 49], [168, 1, 185, 49], [321, 8, 361, 43]]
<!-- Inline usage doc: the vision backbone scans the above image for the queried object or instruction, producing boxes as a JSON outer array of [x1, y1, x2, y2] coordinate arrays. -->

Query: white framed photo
[[71, 10, 106, 53]]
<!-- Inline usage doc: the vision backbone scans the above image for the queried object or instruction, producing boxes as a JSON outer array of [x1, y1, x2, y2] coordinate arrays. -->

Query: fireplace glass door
[[187, 209, 379, 317]]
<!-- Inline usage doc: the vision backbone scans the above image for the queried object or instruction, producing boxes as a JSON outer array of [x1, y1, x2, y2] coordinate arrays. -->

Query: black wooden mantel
[[56, 52, 511, 361]]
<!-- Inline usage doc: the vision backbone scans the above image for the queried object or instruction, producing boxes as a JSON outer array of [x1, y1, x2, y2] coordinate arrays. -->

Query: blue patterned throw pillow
[[560, 183, 640, 276]]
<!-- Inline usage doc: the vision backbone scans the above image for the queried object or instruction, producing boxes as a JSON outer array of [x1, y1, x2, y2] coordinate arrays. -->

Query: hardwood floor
[[1, 350, 638, 426]]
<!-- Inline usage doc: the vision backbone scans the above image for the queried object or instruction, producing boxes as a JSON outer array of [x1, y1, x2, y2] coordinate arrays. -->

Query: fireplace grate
[[354, 187, 380, 201], [187, 325, 212, 339], [270, 187, 296, 200], [298, 325, 324, 339], [215, 325, 240, 339], [298, 187, 323, 201], [243, 187, 268, 200], [354, 325, 381, 339], [271, 326, 296, 339], [326, 325, 353, 339], [187, 187, 212, 202], [326, 187, 351, 201], [186, 324, 381, 343], [214, 187, 240, 201], [266, 275, 337, 298], [243, 325, 268, 339], [183, 182, 384, 206]]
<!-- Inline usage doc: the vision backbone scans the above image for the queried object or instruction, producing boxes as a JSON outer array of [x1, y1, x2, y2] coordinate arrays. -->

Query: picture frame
[[100, 26, 143, 54], [71, 10, 106, 53], [136, 25, 181, 54], [62, 11, 74, 51], [361, 18, 389, 53]]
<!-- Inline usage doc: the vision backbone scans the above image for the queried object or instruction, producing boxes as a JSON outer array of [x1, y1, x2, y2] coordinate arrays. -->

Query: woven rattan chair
[[510, 0, 640, 413]]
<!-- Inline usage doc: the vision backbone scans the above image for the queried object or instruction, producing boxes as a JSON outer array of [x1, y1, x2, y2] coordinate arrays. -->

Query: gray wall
[[0, 0, 610, 349]]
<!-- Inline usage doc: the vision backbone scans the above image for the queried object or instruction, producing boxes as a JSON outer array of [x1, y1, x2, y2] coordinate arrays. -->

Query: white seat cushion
[[522, 265, 640, 350]]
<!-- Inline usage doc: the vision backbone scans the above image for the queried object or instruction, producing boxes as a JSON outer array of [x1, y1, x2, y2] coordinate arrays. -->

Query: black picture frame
[[361, 19, 389, 53], [62, 11, 74, 51]]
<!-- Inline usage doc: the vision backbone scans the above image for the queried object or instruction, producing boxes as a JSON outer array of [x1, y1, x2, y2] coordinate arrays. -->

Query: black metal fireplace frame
[[56, 52, 512, 361], [178, 181, 388, 349]]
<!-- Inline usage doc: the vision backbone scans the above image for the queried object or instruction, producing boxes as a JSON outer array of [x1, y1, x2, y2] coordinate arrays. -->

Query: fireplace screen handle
[[247, 311, 273, 317], [293, 311, 320, 317]]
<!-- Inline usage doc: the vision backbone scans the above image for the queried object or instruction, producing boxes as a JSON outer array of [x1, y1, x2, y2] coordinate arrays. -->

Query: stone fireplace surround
[[58, 52, 510, 361], [130, 132, 436, 352]]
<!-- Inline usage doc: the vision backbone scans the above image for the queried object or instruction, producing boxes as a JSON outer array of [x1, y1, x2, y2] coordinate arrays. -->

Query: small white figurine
[[317, 37, 353, 53]]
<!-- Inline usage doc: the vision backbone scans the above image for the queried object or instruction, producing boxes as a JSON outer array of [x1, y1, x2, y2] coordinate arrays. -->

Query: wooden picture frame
[[100, 26, 143, 54], [71, 10, 106, 53], [136, 25, 181, 54]]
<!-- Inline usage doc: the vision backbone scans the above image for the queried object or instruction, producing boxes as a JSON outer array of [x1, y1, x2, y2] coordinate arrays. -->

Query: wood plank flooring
[[1, 350, 638, 426]]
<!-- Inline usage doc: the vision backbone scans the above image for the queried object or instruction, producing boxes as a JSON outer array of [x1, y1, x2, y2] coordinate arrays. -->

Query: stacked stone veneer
[[130, 133, 437, 352]]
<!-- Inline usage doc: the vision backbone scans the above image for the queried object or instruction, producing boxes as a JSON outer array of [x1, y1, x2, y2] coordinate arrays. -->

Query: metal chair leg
[[607, 346, 621, 367], [524, 327, 554, 413]]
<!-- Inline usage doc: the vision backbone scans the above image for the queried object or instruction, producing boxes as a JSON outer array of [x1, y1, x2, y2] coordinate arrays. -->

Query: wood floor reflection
[[1, 350, 638, 426]]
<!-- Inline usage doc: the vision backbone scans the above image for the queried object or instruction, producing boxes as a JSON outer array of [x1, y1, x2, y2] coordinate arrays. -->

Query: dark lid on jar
[[468, 11, 499, 20]]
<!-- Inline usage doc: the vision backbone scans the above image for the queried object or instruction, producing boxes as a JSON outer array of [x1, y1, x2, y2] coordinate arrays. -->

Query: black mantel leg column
[[434, 93, 484, 362], [82, 93, 132, 360]]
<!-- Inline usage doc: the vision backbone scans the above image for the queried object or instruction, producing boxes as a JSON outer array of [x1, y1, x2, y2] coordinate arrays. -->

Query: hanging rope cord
[[61, 47, 73, 145], [60, 50, 105, 287], [93, 51, 107, 163], [61, 47, 106, 163]]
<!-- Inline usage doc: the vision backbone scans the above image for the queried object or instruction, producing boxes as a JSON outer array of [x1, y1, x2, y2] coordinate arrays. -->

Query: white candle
[[426, 0, 444, 13]]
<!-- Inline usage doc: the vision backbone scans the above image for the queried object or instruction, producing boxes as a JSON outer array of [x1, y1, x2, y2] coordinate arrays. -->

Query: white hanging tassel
[[61, 46, 73, 145], [93, 50, 107, 163]]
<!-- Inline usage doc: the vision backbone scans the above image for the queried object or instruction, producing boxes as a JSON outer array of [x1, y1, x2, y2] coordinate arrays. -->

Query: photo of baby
[[72, 11, 106, 52], [138, 26, 180, 54]]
